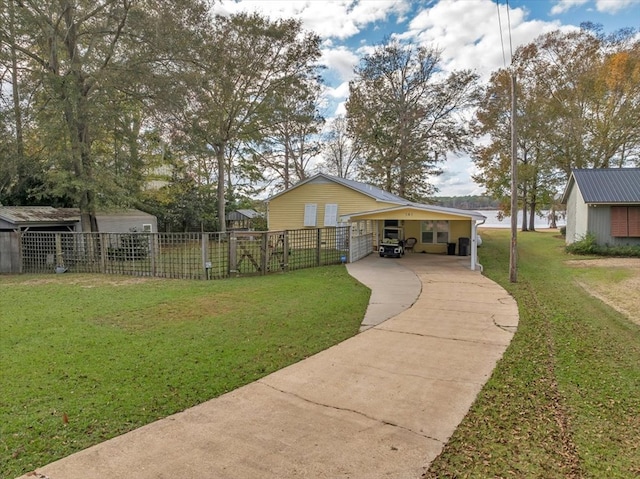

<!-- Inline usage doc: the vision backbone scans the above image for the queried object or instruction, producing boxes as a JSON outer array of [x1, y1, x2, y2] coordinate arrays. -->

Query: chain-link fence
[[17, 227, 353, 279]]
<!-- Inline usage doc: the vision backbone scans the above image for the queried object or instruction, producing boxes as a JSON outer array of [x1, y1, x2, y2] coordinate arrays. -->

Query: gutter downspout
[[472, 218, 486, 272]]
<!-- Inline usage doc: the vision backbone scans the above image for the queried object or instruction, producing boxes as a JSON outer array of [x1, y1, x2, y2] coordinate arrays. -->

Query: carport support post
[[470, 225, 477, 271]]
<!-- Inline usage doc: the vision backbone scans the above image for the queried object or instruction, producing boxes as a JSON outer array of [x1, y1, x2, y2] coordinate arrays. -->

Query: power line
[[505, 0, 514, 63], [496, 0, 507, 67], [496, 0, 515, 66]]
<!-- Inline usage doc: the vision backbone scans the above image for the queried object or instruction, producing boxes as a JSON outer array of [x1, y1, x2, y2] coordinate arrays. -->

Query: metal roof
[[567, 168, 640, 204], [0, 207, 155, 225], [267, 173, 408, 204], [268, 173, 486, 220], [234, 209, 262, 219], [0, 206, 80, 224], [341, 204, 487, 221]]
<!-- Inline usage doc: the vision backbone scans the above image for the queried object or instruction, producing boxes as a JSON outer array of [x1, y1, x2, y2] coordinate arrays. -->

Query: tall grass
[[425, 229, 640, 478]]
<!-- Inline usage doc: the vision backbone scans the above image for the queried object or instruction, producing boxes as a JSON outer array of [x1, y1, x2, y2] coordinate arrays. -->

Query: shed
[[267, 173, 486, 270], [561, 168, 640, 246], [226, 209, 263, 231], [0, 206, 157, 233], [0, 206, 80, 232]]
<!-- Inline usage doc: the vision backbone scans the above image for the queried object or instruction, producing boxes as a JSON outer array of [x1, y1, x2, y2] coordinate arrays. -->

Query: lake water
[[477, 210, 565, 229]]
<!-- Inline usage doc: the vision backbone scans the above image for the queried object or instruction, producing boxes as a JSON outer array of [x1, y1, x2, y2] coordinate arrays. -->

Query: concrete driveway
[[20, 253, 518, 479]]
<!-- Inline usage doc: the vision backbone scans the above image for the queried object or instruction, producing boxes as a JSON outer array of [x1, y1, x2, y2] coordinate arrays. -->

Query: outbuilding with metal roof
[[561, 168, 640, 246]]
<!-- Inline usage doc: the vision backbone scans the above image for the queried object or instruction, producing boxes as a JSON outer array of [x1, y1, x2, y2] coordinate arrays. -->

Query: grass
[[425, 229, 640, 479], [0, 266, 370, 479]]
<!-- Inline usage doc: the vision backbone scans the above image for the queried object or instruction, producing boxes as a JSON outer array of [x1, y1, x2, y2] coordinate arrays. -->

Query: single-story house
[[0, 206, 157, 233], [226, 209, 263, 231], [266, 173, 486, 270], [561, 168, 640, 246]]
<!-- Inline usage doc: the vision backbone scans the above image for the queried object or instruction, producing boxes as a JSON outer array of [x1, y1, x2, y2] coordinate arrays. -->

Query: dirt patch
[[5, 275, 159, 288], [566, 258, 640, 326]]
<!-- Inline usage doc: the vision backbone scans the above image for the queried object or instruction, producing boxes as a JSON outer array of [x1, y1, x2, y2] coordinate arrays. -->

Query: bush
[[559, 226, 566, 237], [566, 233, 599, 255], [566, 232, 640, 257]]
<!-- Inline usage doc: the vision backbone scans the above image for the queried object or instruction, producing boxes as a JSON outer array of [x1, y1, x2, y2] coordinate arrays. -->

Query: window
[[421, 220, 449, 244], [611, 206, 640, 237], [303, 203, 317, 227], [142, 223, 152, 233], [324, 204, 338, 226]]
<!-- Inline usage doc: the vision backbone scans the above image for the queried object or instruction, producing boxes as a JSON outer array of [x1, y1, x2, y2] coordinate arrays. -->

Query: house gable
[[267, 175, 401, 231]]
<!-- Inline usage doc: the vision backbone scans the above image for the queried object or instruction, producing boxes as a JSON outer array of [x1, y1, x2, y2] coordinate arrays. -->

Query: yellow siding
[[353, 208, 472, 221], [405, 219, 472, 254], [268, 180, 398, 230]]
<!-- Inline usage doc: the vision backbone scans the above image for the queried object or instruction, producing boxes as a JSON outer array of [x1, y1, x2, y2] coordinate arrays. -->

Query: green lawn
[[425, 229, 640, 479], [0, 266, 370, 479]]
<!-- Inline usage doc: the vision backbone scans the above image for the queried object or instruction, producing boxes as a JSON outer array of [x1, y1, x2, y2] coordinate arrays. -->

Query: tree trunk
[[529, 201, 536, 232], [9, 1, 24, 160], [549, 206, 558, 229], [216, 147, 226, 232]]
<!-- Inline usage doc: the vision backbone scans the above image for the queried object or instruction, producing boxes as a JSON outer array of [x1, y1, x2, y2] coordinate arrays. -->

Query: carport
[[341, 204, 486, 271]]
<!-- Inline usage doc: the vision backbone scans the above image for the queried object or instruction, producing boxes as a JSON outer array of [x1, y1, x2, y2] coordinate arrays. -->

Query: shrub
[[565, 233, 600, 255], [559, 226, 566, 237], [566, 233, 640, 257]]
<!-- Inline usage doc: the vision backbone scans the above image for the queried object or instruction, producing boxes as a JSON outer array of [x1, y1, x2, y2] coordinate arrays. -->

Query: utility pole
[[509, 71, 518, 283]]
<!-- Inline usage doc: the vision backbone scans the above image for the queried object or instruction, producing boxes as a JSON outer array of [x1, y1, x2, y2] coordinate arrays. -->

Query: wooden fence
[[1, 227, 359, 279], [0, 231, 20, 273]]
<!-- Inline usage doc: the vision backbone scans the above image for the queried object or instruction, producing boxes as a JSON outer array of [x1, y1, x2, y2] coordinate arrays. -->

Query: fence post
[[55, 233, 63, 267], [282, 231, 289, 272], [100, 233, 107, 273], [260, 232, 267, 275], [229, 232, 237, 275], [201, 233, 209, 279], [316, 228, 322, 266], [150, 233, 157, 277]]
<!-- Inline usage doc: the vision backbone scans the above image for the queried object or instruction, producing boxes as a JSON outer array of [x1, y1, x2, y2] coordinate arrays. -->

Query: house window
[[303, 203, 317, 227], [421, 220, 449, 244], [611, 206, 640, 237], [324, 204, 338, 226], [142, 223, 152, 233]]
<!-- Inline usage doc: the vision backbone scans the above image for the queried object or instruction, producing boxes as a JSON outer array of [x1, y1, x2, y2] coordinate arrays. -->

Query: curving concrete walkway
[[20, 254, 518, 479]]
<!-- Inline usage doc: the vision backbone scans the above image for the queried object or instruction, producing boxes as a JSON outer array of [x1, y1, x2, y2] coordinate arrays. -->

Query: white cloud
[[550, 0, 640, 15], [594, 0, 640, 13], [550, 0, 589, 15], [324, 81, 350, 99], [433, 153, 484, 196], [399, 0, 566, 80], [320, 46, 360, 82], [213, 0, 411, 40]]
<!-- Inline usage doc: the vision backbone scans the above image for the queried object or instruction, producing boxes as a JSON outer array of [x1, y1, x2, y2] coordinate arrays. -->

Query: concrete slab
[[19, 253, 518, 479]]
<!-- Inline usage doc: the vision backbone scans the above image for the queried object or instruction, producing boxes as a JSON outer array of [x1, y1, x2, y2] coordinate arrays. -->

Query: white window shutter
[[324, 204, 338, 227], [304, 203, 317, 226]]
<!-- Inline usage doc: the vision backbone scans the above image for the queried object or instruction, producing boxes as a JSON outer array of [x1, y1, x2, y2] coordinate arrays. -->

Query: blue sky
[[213, 0, 640, 196]]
